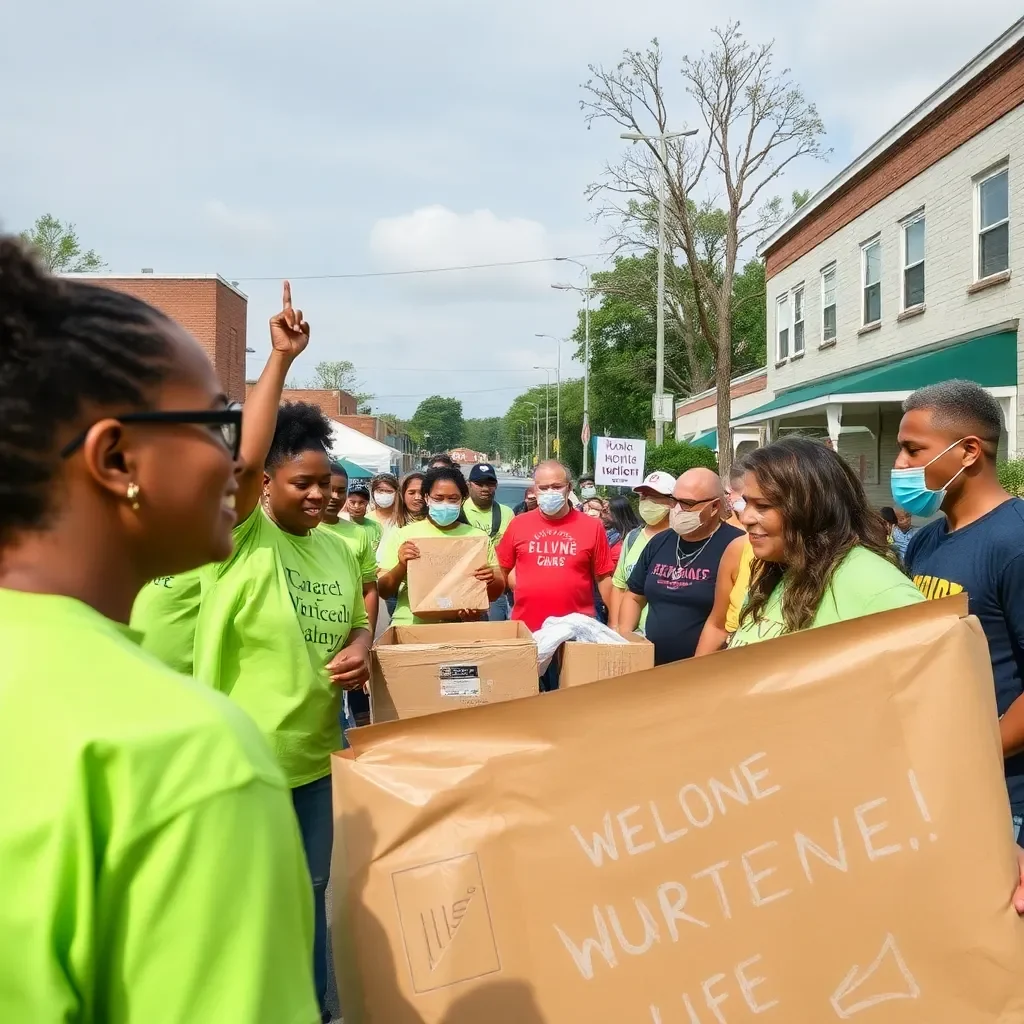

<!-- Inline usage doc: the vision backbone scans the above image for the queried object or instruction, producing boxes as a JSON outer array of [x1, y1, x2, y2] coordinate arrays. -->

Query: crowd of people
[[4, 236, 1024, 1023]]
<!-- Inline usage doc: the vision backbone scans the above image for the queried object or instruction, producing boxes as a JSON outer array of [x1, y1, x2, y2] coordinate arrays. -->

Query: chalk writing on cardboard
[[550, 753, 933, 1020]]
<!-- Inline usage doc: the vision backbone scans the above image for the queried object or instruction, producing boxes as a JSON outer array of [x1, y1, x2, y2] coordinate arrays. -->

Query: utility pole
[[619, 127, 698, 445]]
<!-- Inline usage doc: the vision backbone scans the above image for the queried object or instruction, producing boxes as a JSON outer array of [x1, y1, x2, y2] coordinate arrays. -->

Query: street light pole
[[522, 401, 541, 465], [620, 128, 698, 445], [533, 366, 555, 457], [534, 334, 565, 456]]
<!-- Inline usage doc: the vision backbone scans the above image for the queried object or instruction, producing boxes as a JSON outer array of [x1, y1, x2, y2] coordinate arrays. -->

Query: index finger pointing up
[[282, 280, 292, 310]]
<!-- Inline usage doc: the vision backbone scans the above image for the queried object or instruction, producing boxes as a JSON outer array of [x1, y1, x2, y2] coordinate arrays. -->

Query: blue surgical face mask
[[890, 439, 967, 517], [427, 501, 461, 527], [580, 485, 598, 500], [537, 490, 566, 516]]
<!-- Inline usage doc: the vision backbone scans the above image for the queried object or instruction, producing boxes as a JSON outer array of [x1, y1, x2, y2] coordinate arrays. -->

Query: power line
[[231, 252, 609, 282], [368, 384, 535, 400]]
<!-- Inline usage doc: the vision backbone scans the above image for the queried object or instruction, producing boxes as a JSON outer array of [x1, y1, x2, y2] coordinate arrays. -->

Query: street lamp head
[[551, 283, 574, 291], [620, 132, 645, 141]]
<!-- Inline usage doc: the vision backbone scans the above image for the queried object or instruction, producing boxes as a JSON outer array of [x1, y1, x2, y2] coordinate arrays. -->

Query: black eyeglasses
[[60, 403, 243, 459]]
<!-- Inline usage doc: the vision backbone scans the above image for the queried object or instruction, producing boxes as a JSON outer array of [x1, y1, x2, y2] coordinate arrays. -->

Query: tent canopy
[[328, 421, 399, 476], [331, 457, 374, 479]]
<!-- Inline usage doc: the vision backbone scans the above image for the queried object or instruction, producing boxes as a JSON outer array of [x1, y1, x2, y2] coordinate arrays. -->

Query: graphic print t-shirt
[[497, 508, 616, 632], [628, 524, 743, 665], [193, 507, 369, 787], [905, 498, 1024, 810], [130, 567, 203, 674]]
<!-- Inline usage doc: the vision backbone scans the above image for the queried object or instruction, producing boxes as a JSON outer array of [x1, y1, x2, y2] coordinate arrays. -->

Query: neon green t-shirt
[[129, 568, 203, 674], [0, 588, 317, 1024], [322, 519, 377, 583], [379, 519, 499, 626], [351, 515, 383, 555], [730, 546, 925, 648], [462, 499, 514, 543], [612, 528, 658, 630], [194, 507, 370, 787]]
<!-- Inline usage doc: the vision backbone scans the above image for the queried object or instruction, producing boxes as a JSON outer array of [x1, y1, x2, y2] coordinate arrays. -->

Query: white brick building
[[733, 17, 1024, 506]]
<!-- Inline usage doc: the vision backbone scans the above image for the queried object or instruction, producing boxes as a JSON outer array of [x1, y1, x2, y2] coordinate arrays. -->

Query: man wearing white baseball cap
[[608, 471, 676, 631]]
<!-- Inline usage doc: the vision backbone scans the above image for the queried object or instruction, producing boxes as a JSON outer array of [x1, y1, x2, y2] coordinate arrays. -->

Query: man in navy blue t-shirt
[[896, 380, 1024, 835]]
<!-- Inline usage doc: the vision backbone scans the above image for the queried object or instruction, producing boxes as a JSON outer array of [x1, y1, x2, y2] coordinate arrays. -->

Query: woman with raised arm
[[190, 284, 370, 1021], [0, 241, 317, 1022]]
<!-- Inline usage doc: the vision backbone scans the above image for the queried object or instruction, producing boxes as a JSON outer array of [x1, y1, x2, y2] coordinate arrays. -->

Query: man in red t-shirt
[[497, 461, 615, 689]]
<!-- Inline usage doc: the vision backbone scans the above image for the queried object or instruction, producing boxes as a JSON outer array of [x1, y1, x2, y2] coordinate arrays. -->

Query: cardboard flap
[[407, 535, 488, 614], [332, 593, 1024, 1022]]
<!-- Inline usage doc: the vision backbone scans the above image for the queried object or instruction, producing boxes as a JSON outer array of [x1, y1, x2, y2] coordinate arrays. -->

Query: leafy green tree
[[460, 417, 503, 458], [411, 396, 465, 454], [20, 214, 104, 272], [644, 438, 718, 476], [306, 359, 373, 408]]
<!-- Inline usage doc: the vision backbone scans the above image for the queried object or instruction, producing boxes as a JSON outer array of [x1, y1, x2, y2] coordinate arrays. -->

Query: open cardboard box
[[559, 632, 655, 687], [369, 620, 537, 723]]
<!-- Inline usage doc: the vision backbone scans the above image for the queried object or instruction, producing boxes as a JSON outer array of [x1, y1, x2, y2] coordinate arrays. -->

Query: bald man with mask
[[618, 468, 743, 665]]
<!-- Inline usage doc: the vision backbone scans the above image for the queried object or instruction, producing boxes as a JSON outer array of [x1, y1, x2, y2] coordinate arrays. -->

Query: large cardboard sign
[[332, 596, 1024, 1022], [594, 436, 646, 488]]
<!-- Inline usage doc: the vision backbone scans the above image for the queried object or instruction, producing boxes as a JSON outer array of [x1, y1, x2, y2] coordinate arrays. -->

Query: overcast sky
[[3, 2, 1020, 418]]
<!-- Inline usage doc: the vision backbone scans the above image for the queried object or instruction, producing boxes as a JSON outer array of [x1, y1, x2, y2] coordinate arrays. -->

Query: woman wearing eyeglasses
[[0, 243, 317, 1022], [189, 303, 370, 1021]]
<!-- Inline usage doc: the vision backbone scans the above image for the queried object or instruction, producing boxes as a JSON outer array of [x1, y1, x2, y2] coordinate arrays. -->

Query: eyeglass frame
[[60, 403, 243, 459]]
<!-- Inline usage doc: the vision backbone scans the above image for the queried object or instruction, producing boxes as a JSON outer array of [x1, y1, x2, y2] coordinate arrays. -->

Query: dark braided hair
[[265, 401, 332, 470], [0, 236, 175, 539]]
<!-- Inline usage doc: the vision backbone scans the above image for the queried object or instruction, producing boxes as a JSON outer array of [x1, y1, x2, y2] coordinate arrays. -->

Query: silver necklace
[[675, 534, 713, 569]]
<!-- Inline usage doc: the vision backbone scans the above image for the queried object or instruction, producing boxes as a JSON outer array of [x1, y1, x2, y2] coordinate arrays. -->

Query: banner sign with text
[[594, 436, 646, 488]]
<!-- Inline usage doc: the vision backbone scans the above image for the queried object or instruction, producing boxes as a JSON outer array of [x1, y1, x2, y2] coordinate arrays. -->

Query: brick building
[[256, 387, 359, 420], [730, 16, 1024, 505], [65, 273, 248, 403], [675, 370, 768, 461]]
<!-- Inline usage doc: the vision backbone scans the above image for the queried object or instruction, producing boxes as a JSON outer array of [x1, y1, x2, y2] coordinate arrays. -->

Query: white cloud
[[368, 205, 562, 300]]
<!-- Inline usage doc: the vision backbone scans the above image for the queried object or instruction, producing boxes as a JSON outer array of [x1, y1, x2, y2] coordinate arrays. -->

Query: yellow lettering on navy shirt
[[912, 574, 965, 601]]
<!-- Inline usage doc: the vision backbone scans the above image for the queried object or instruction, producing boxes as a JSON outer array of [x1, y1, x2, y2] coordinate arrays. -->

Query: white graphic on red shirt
[[527, 528, 579, 568]]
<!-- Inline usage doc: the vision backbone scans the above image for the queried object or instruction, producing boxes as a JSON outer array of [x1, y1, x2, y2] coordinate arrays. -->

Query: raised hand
[[269, 280, 310, 358]]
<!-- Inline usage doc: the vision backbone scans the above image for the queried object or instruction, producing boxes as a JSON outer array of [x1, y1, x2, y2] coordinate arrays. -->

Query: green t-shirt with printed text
[[729, 546, 924, 648], [379, 519, 499, 626], [129, 568, 203, 674], [0, 588, 317, 1024], [194, 508, 369, 787], [322, 518, 377, 583], [351, 515, 383, 557]]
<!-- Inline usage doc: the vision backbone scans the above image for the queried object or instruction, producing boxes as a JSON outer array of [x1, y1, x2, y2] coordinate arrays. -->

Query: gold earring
[[126, 482, 141, 510]]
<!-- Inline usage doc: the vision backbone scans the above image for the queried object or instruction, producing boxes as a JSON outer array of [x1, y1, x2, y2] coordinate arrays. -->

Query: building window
[[776, 294, 790, 361], [902, 215, 925, 309], [821, 264, 837, 343], [977, 167, 1009, 280], [792, 285, 805, 354], [862, 239, 881, 326]]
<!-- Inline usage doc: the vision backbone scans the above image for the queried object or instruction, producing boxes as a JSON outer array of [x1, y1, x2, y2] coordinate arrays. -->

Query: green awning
[[333, 457, 374, 479], [733, 329, 1017, 425], [691, 428, 718, 449]]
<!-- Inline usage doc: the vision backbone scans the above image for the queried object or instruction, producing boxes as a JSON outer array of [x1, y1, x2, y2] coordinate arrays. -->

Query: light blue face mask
[[890, 439, 967, 518], [427, 501, 461, 527]]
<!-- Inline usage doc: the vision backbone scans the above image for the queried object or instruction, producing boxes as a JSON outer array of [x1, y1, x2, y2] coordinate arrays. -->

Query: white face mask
[[372, 490, 396, 509], [670, 508, 704, 537], [731, 497, 746, 514]]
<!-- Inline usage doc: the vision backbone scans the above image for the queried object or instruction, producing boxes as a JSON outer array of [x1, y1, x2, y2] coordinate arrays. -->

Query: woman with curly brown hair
[[727, 437, 924, 648]]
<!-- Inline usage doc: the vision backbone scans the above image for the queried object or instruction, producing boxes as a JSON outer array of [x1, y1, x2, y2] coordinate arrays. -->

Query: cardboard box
[[406, 535, 488, 620], [559, 633, 655, 687], [369, 621, 537, 723], [333, 595, 1024, 1022]]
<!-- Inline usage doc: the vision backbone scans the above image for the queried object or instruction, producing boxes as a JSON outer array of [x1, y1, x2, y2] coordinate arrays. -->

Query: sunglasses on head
[[60, 403, 243, 459]]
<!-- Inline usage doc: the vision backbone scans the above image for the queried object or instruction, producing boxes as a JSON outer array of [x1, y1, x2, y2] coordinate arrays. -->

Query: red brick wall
[[765, 41, 1024, 278], [81, 277, 247, 402], [255, 388, 357, 419], [339, 415, 384, 441]]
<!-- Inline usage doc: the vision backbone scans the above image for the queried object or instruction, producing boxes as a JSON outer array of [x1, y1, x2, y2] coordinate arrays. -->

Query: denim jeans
[[1014, 812, 1023, 844], [487, 593, 510, 622], [292, 775, 334, 1016]]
